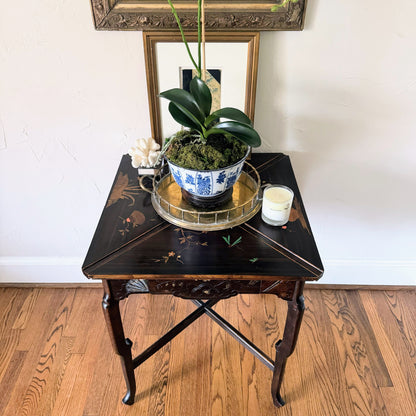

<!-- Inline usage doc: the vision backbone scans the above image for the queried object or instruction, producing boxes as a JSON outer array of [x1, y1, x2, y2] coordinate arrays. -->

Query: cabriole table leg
[[271, 282, 305, 407], [101, 281, 136, 405]]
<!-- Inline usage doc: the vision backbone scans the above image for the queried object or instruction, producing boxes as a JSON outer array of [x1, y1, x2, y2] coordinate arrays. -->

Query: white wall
[[1, 0, 415, 285]]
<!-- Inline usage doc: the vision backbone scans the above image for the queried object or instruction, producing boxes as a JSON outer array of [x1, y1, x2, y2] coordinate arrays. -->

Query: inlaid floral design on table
[[289, 197, 311, 234], [154, 250, 184, 264], [118, 210, 146, 236], [106, 172, 142, 208], [153, 228, 208, 264]]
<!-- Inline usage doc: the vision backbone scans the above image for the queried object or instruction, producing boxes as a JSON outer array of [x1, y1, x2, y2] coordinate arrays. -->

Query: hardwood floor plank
[[1, 291, 67, 416], [16, 289, 75, 351], [12, 288, 40, 330], [292, 290, 357, 416], [235, 294, 275, 416], [164, 327, 186, 416], [145, 295, 178, 336], [62, 288, 102, 354], [35, 336, 75, 416], [380, 290, 416, 362], [210, 309, 229, 416], [147, 340, 171, 416], [321, 290, 389, 415], [63, 337, 105, 416], [176, 305, 211, 416], [0, 288, 23, 336], [0, 329, 20, 386], [143, 297, 182, 416], [57, 290, 107, 416], [368, 290, 416, 405], [216, 299, 245, 416], [81, 335, 121, 416], [359, 290, 416, 415], [3, 339, 46, 416], [50, 353, 84, 416], [2, 291, 72, 416], [0, 288, 28, 382], [0, 350, 27, 412], [15, 290, 75, 416]]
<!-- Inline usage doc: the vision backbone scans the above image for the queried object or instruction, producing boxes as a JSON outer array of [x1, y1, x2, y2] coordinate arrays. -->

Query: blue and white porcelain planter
[[166, 146, 250, 199]]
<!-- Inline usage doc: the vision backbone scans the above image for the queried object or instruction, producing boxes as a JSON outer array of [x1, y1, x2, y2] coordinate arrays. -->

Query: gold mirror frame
[[143, 31, 260, 145], [90, 0, 306, 31]]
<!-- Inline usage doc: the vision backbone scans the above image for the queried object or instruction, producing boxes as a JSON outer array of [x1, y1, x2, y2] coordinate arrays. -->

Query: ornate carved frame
[[90, 0, 307, 31], [143, 31, 260, 144]]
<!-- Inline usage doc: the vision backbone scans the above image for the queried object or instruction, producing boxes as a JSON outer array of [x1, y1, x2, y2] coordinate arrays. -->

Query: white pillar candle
[[261, 185, 294, 226]]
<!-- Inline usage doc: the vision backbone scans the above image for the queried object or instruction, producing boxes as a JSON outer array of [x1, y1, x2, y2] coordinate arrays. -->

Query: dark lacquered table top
[[82, 153, 323, 281]]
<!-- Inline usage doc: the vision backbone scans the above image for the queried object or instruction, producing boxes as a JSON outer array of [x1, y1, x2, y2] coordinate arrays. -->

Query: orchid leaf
[[205, 108, 252, 127], [168, 102, 201, 130], [159, 88, 205, 123], [190, 77, 211, 117], [167, 101, 205, 133], [206, 121, 261, 147]]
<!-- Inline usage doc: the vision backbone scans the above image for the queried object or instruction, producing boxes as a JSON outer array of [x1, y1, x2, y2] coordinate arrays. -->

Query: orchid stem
[[197, 0, 202, 77], [201, 0, 206, 81], [167, 0, 201, 77]]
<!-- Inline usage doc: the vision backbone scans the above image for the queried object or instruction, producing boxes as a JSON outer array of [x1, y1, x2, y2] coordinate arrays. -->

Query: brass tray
[[148, 163, 261, 231]]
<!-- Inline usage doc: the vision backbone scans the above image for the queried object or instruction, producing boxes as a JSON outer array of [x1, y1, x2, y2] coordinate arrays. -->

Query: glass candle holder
[[261, 185, 294, 226]]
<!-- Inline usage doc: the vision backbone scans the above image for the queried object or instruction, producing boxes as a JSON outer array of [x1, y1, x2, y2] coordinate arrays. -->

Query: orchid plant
[[159, 0, 261, 149]]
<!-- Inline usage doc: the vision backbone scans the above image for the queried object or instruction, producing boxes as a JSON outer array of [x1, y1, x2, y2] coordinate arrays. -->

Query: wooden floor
[[0, 287, 415, 416]]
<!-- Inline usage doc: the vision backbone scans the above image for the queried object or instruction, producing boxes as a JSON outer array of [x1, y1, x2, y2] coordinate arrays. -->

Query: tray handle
[[139, 175, 154, 194]]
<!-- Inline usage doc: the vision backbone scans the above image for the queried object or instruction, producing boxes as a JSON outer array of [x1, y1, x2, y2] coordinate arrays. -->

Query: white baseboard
[[0, 257, 415, 286], [0, 257, 87, 283], [317, 259, 416, 286]]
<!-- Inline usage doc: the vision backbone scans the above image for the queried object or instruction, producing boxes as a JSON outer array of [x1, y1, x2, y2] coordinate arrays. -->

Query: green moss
[[166, 131, 248, 170]]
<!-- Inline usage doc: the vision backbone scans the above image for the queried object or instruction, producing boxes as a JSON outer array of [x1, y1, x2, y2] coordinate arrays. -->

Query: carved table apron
[[82, 153, 324, 407]]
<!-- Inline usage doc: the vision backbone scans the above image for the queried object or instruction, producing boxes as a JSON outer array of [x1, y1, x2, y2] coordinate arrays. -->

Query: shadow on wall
[[254, 31, 286, 153], [254, 0, 321, 152], [303, 0, 320, 31]]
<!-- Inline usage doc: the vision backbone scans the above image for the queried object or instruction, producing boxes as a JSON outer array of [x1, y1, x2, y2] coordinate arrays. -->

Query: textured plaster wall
[[0, 0, 415, 284]]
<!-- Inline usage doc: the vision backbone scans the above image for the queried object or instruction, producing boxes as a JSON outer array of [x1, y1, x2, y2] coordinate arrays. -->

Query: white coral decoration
[[128, 137, 161, 168]]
